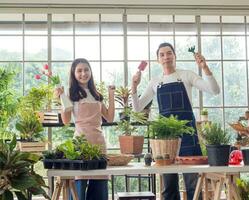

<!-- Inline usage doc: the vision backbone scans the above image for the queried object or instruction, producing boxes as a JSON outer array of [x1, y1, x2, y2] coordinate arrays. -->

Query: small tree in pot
[[149, 115, 195, 163], [116, 109, 147, 155], [200, 123, 231, 166]]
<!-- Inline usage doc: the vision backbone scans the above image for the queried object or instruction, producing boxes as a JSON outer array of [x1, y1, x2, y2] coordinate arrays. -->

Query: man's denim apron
[[157, 79, 202, 200]]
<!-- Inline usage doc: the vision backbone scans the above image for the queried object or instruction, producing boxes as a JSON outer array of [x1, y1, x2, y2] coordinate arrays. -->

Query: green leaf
[[11, 175, 37, 190], [9, 135, 17, 152], [15, 191, 27, 200], [1, 190, 14, 200]]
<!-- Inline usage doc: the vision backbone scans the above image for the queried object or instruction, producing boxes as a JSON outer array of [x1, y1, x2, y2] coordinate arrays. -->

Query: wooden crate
[[17, 141, 46, 153], [40, 112, 59, 124]]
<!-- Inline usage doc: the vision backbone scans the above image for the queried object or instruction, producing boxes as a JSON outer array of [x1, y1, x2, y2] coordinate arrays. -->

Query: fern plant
[[149, 115, 195, 139], [200, 123, 231, 145]]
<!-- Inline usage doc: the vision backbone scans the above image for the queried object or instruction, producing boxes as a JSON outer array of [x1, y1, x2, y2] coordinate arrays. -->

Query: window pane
[[0, 36, 22, 61], [101, 22, 123, 35], [75, 22, 99, 35], [222, 24, 245, 35], [127, 36, 148, 60], [175, 36, 197, 60], [24, 62, 44, 92], [91, 62, 101, 83], [203, 62, 222, 106], [101, 14, 123, 35], [201, 36, 221, 60], [75, 14, 99, 35], [25, 36, 48, 61], [101, 62, 124, 86], [127, 22, 148, 35], [201, 23, 220, 35], [225, 108, 246, 136], [52, 22, 73, 35], [150, 36, 174, 60], [205, 108, 223, 126], [52, 36, 73, 61], [101, 36, 123, 60], [1, 62, 23, 95], [0, 22, 22, 35], [150, 23, 173, 35], [127, 61, 149, 94], [25, 22, 47, 35], [223, 62, 247, 106], [52, 14, 73, 35], [175, 23, 197, 35], [150, 61, 162, 80], [75, 36, 100, 60], [51, 62, 71, 89], [223, 36, 246, 60]]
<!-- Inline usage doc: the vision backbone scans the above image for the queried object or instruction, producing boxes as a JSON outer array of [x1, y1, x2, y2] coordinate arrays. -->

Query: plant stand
[[52, 177, 79, 200], [17, 141, 46, 153], [193, 172, 241, 200]]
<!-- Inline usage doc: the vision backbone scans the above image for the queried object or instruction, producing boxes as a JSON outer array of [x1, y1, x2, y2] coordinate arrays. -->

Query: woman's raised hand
[[54, 86, 64, 98]]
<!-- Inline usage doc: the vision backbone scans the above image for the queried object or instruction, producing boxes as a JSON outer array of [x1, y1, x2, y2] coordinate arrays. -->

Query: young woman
[[55, 58, 115, 200], [131, 42, 220, 200]]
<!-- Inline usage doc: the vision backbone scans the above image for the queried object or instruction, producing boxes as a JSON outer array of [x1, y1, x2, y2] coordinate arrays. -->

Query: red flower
[[44, 64, 49, 70], [35, 74, 41, 79]]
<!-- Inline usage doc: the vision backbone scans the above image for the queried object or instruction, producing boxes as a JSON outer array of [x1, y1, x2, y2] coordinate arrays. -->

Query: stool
[[51, 177, 79, 200], [117, 191, 156, 200], [193, 172, 240, 200]]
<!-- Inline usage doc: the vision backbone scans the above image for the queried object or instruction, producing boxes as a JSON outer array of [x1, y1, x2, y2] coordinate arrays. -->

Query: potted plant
[[116, 108, 147, 154], [115, 86, 132, 121], [200, 123, 231, 166], [149, 115, 195, 163], [0, 136, 49, 200], [200, 108, 208, 121], [236, 178, 249, 200], [42, 150, 56, 169], [15, 112, 46, 152]]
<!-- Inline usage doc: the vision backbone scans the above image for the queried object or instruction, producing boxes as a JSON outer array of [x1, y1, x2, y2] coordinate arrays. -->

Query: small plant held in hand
[[35, 64, 60, 86], [188, 46, 196, 54]]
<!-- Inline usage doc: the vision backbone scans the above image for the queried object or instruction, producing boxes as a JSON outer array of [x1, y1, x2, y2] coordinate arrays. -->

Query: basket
[[107, 154, 133, 166]]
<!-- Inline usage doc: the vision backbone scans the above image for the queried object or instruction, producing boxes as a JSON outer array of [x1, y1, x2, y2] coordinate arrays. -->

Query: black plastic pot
[[43, 159, 54, 169], [61, 159, 71, 170], [206, 145, 231, 166], [87, 159, 99, 170], [53, 160, 63, 169], [242, 149, 249, 165], [71, 160, 83, 170], [81, 160, 88, 170], [98, 158, 108, 169]]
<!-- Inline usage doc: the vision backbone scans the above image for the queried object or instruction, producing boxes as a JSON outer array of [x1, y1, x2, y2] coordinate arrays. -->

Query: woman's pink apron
[[73, 101, 107, 180]]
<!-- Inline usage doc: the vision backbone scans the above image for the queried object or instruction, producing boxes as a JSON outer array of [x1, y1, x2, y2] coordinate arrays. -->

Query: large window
[[1, 13, 249, 140]]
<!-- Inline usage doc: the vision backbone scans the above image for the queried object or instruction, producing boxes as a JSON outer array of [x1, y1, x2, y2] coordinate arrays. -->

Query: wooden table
[[48, 163, 249, 200]]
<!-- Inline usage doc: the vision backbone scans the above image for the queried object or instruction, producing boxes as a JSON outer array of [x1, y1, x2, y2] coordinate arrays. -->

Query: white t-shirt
[[132, 69, 220, 112]]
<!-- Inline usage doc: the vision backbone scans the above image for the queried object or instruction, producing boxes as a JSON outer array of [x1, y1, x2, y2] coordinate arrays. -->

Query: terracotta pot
[[119, 135, 144, 154], [150, 138, 181, 161]]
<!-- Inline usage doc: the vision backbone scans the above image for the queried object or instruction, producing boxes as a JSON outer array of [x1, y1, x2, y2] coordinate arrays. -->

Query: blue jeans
[[70, 179, 108, 200], [162, 173, 202, 200]]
